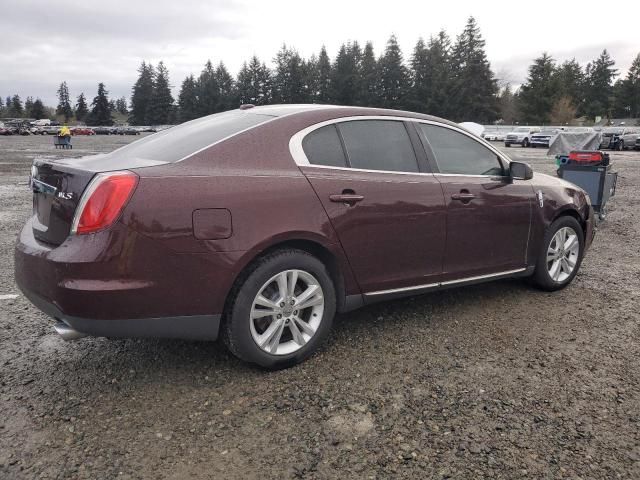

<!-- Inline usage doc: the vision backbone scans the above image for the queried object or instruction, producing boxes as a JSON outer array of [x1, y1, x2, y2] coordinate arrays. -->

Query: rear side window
[[302, 125, 347, 167], [110, 110, 273, 163], [418, 124, 504, 176], [338, 120, 419, 173]]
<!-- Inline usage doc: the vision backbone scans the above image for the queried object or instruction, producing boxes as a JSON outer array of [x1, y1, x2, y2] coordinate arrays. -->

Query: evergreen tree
[[612, 53, 640, 118], [554, 59, 585, 115], [377, 35, 409, 109], [56, 81, 73, 121], [31, 99, 46, 119], [25, 97, 35, 117], [330, 42, 361, 105], [358, 42, 378, 106], [497, 84, 519, 124], [147, 61, 174, 124], [215, 62, 236, 111], [75, 93, 88, 122], [518, 53, 559, 124], [272, 45, 306, 103], [108, 99, 117, 113], [197, 60, 220, 115], [449, 17, 498, 122], [236, 56, 272, 106], [86, 83, 113, 126], [116, 97, 128, 115], [129, 61, 155, 125], [5, 96, 11, 115], [11, 95, 23, 117], [583, 49, 617, 119], [0, 96, 3, 116], [315, 46, 332, 103], [177, 74, 199, 122]]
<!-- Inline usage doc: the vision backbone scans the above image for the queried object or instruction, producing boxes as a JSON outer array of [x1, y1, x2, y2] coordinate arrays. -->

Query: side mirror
[[510, 161, 533, 180]]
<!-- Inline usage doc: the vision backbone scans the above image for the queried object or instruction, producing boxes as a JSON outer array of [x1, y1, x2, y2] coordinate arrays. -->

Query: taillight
[[71, 171, 138, 235]]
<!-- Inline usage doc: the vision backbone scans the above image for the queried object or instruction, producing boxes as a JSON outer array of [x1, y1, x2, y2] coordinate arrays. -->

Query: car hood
[[532, 172, 580, 191]]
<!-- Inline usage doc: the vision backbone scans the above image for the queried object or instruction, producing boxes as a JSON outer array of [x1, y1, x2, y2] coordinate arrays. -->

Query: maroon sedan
[[15, 105, 595, 368]]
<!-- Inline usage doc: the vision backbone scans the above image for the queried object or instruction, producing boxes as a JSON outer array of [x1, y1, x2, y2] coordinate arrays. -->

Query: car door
[[292, 119, 446, 295], [415, 122, 533, 282]]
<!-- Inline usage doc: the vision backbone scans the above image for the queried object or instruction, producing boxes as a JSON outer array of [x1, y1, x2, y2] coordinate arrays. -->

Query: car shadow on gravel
[[37, 277, 535, 387]]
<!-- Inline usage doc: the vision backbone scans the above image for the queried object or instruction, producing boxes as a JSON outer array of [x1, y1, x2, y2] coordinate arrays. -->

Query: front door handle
[[451, 190, 476, 203], [329, 191, 364, 206]]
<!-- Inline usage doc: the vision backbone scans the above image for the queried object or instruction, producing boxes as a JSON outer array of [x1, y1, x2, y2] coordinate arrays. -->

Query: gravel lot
[[1, 134, 639, 479]]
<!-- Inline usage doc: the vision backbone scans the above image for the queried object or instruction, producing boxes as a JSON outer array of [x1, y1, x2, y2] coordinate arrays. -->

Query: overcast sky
[[1, 0, 638, 107]]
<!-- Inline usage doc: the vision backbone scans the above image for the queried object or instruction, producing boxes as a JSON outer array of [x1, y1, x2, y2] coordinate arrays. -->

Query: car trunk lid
[[30, 155, 166, 245]]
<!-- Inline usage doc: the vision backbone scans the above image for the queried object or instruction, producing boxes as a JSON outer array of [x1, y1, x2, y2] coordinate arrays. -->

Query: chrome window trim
[[288, 115, 513, 176], [364, 267, 527, 297]]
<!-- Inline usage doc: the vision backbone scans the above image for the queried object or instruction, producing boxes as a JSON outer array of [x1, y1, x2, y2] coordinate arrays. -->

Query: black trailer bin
[[558, 161, 617, 220]]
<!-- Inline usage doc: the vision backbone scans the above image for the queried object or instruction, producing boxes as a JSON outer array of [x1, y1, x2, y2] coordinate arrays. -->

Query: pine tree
[[377, 35, 409, 109], [5, 96, 11, 115], [11, 95, 23, 117], [612, 53, 640, 118], [56, 81, 73, 121], [236, 56, 271, 106], [86, 83, 113, 126], [147, 61, 174, 124], [554, 59, 585, 115], [358, 42, 378, 106], [178, 74, 199, 122], [197, 60, 220, 115], [330, 42, 361, 105], [497, 84, 519, 124], [0, 96, 3, 115], [215, 62, 236, 111], [116, 97, 128, 115], [129, 61, 155, 125], [31, 99, 46, 119], [583, 49, 617, 120], [272, 45, 306, 103], [25, 97, 35, 118], [518, 53, 559, 124], [449, 17, 498, 122], [75, 93, 88, 122], [315, 46, 332, 103]]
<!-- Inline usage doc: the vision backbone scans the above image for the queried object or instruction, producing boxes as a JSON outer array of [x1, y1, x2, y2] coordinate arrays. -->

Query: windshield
[[109, 110, 275, 163]]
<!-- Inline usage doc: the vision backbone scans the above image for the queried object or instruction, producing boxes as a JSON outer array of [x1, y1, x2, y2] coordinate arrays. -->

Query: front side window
[[418, 124, 505, 176], [338, 120, 419, 173], [301, 125, 347, 167]]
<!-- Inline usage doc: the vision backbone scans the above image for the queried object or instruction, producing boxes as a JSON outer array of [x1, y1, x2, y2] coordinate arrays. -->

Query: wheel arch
[[222, 234, 361, 323], [552, 207, 587, 236]]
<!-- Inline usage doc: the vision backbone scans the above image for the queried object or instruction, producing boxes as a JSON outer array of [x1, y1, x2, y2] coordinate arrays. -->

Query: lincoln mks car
[[15, 104, 595, 368]]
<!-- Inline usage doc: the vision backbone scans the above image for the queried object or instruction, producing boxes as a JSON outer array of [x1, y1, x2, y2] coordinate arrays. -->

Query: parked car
[[599, 127, 624, 149], [114, 126, 140, 135], [0, 126, 13, 136], [93, 126, 114, 135], [15, 105, 595, 369], [71, 127, 95, 136], [39, 126, 59, 135], [481, 128, 505, 142], [505, 126, 541, 147], [617, 127, 640, 150], [530, 128, 560, 148]]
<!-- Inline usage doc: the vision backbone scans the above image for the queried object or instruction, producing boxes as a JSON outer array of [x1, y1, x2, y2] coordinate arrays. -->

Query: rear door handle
[[451, 191, 476, 203], [329, 193, 364, 206]]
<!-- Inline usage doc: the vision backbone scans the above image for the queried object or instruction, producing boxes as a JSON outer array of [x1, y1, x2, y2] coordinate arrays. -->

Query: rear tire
[[531, 216, 584, 291], [222, 249, 336, 369]]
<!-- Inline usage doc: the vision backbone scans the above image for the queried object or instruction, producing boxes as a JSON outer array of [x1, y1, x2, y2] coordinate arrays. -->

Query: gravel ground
[[0, 134, 639, 479]]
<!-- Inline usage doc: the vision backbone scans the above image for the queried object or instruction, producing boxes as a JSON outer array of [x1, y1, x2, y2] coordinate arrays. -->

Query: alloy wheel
[[546, 227, 580, 283], [249, 269, 325, 355]]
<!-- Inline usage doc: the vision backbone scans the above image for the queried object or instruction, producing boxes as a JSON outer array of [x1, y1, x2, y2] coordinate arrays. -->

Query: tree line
[[2, 17, 639, 126]]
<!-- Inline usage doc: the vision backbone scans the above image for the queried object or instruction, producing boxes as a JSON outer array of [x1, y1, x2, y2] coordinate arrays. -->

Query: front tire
[[222, 249, 336, 369], [523, 138, 530, 147], [531, 216, 584, 291]]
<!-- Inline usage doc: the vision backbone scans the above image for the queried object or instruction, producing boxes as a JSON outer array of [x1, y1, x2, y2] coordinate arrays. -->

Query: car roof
[[242, 104, 460, 128]]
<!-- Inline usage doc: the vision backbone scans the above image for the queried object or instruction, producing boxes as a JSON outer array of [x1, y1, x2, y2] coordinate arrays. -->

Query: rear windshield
[[110, 110, 274, 163]]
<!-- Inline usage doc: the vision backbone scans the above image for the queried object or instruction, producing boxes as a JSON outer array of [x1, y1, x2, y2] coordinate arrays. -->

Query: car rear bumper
[[14, 219, 238, 340]]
